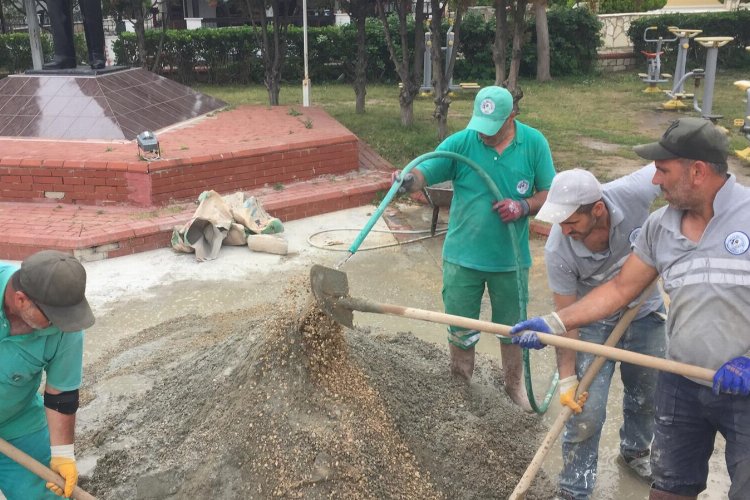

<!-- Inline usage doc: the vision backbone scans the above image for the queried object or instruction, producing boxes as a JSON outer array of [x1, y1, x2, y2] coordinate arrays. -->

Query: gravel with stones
[[77, 279, 554, 499]]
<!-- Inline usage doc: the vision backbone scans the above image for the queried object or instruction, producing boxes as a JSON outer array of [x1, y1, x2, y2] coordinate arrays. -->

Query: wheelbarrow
[[422, 182, 453, 236]]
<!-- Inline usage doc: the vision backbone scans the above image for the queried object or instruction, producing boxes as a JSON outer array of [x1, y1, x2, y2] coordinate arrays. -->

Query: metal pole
[[302, 0, 310, 107], [702, 47, 718, 118], [421, 32, 432, 92], [25, 0, 44, 70], [673, 36, 688, 93]]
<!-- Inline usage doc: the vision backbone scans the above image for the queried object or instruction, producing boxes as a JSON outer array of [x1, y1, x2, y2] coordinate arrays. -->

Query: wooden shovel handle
[[0, 437, 97, 500], [509, 280, 658, 499], [340, 296, 715, 382]]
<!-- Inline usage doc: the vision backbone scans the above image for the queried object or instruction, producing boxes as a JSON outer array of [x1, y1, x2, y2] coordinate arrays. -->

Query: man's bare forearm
[[525, 190, 548, 215], [556, 255, 658, 332]]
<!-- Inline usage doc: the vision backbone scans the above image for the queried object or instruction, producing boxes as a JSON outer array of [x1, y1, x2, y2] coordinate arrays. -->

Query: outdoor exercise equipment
[[662, 27, 702, 110], [666, 36, 734, 121], [638, 26, 676, 93], [420, 27, 463, 94], [735, 49, 750, 161]]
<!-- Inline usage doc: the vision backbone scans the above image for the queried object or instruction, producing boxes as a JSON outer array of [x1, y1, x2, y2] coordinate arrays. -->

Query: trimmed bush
[[597, 0, 667, 14], [105, 11, 602, 86]]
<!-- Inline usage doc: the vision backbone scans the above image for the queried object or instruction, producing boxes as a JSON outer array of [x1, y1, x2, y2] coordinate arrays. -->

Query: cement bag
[[224, 222, 249, 246], [233, 196, 284, 235], [171, 225, 194, 254], [181, 190, 235, 261]]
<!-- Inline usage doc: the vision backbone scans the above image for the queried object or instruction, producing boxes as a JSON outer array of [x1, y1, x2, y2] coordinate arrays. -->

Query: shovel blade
[[310, 264, 354, 328]]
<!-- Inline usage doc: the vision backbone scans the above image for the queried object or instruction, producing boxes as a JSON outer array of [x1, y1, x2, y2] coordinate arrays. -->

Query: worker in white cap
[[534, 165, 665, 499]]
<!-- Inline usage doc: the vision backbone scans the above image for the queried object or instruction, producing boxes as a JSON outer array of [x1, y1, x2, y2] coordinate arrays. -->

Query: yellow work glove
[[559, 375, 588, 414], [47, 445, 78, 498]]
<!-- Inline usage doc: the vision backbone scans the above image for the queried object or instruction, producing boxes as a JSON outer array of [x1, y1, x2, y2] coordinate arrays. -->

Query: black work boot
[[80, 0, 106, 69], [44, 0, 77, 70]]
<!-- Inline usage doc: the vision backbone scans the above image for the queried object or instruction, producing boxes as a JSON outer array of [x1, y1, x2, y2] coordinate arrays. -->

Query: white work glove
[[559, 375, 588, 414]]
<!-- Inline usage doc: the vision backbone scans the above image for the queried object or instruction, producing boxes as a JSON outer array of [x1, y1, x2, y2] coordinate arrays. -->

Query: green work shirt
[[0, 263, 84, 441], [417, 122, 555, 272]]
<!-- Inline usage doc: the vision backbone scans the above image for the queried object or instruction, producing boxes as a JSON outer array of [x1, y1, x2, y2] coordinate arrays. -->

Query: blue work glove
[[493, 198, 530, 223], [390, 171, 415, 194], [712, 356, 750, 396], [509, 313, 566, 350]]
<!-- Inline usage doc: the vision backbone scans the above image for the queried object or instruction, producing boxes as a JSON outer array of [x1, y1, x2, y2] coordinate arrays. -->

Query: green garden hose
[[345, 150, 558, 414]]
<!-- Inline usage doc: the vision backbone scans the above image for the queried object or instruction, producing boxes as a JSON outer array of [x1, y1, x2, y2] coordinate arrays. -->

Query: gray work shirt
[[634, 175, 750, 383], [545, 164, 663, 325]]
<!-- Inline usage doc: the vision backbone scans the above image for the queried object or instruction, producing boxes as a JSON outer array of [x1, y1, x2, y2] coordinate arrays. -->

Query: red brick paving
[[0, 105, 394, 260], [0, 106, 361, 206]]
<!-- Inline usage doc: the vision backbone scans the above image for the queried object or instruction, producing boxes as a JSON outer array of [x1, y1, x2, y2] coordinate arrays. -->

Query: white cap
[[536, 169, 603, 224]]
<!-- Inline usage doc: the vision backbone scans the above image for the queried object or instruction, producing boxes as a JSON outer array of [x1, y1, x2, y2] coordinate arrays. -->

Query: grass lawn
[[195, 69, 750, 174]]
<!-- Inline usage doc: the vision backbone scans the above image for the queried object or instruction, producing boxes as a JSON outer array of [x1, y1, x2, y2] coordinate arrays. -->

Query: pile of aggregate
[[77, 282, 554, 499]]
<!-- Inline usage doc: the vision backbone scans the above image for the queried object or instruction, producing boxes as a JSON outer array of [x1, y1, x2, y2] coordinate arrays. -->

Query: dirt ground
[[61, 117, 741, 499], [75, 281, 555, 499]]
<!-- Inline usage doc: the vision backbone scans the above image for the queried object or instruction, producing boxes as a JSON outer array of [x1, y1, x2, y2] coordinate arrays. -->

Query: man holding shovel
[[392, 86, 555, 409], [0, 251, 95, 499], [511, 117, 750, 500], [535, 166, 666, 500]]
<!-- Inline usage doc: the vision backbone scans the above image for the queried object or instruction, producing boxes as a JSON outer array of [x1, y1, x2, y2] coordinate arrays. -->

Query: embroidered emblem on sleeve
[[725, 231, 750, 255]]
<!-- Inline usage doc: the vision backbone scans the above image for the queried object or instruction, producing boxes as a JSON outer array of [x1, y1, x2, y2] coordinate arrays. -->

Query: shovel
[[310, 264, 715, 382], [0, 436, 97, 500]]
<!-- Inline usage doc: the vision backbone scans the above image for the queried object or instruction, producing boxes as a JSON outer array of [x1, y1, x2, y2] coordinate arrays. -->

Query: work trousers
[[558, 311, 666, 500], [441, 261, 527, 348], [651, 371, 750, 499]]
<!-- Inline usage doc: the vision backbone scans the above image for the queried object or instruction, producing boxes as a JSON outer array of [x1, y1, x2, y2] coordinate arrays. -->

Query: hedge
[[628, 10, 750, 70], [2, 10, 602, 83], [110, 9, 601, 85], [0, 33, 88, 74]]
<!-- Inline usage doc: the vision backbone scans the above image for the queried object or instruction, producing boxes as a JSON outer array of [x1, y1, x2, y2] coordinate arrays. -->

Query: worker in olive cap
[[0, 250, 95, 499], [511, 117, 750, 499], [391, 86, 555, 410]]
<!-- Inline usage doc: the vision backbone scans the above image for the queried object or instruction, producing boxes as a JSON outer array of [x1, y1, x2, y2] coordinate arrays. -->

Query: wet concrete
[[40, 203, 731, 499]]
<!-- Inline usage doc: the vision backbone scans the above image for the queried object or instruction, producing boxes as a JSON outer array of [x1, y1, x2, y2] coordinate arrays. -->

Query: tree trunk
[[132, 1, 147, 68], [493, 0, 509, 85], [352, 1, 368, 114], [431, 0, 464, 141], [266, 11, 283, 106], [376, 0, 425, 127], [430, 0, 447, 139], [507, 0, 528, 92], [151, 0, 170, 72], [534, 0, 551, 82], [0, 1, 7, 34]]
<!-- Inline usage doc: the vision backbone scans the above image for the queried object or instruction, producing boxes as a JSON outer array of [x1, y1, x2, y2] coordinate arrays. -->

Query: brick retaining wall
[[0, 137, 358, 207]]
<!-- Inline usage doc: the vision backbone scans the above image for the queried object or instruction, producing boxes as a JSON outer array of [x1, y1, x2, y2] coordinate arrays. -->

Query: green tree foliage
[[48, 8, 603, 85]]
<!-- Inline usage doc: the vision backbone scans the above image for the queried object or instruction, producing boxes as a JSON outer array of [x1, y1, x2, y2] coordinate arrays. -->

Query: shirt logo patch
[[724, 231, 749, 255], [480, 98, 495, 115], [629, 227, 642, 246], [516, 180, 530, 194]]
